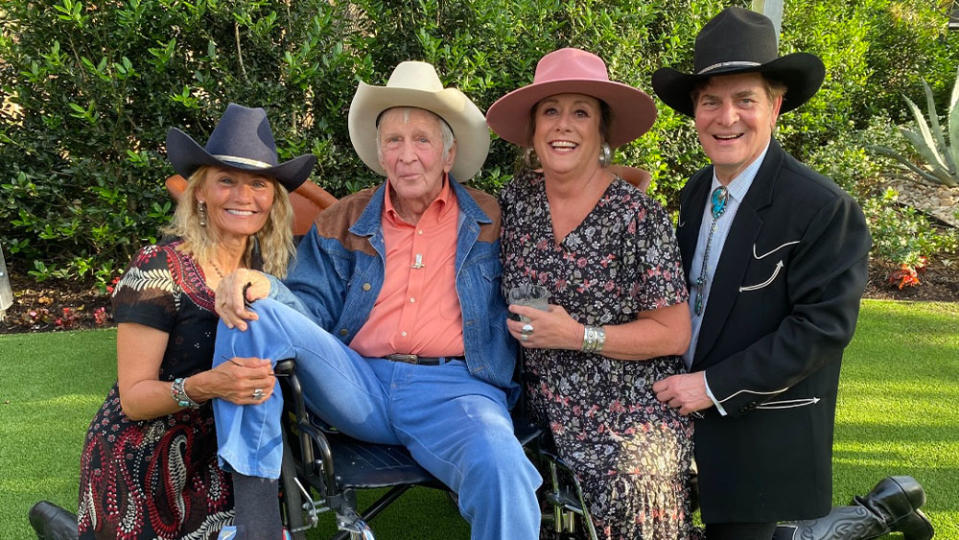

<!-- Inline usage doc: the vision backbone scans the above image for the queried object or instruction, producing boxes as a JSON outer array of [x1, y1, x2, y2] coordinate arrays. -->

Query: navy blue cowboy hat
[[166, 103, 316, 192], [652, 6, 825, 117]]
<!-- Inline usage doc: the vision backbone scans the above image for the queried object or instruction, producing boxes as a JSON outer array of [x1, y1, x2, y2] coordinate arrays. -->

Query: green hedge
[[1, 0, 957, 288]]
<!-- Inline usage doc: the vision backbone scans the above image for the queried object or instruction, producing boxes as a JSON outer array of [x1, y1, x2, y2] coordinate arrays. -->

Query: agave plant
[[870, 66, 959, 187]]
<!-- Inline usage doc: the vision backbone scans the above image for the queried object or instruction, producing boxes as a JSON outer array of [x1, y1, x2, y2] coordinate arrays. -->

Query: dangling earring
[[197, 201, 207, 227], [523, 147, 541, 170], [598, 142, 612, 168]]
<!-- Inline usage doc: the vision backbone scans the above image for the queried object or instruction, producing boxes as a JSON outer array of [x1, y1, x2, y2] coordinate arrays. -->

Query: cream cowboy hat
[[348, 61, 490, 181]]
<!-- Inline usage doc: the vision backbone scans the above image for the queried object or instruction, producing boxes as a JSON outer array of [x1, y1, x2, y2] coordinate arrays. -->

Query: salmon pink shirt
[[350, 177, 466, 358]]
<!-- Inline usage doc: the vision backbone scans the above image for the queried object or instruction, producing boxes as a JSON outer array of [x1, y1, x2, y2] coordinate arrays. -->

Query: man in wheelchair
[[210, 60, 542, 539]]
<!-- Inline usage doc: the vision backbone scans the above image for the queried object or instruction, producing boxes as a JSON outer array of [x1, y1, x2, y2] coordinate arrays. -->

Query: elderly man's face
[[378, 108, 455, 211], [693, 72, 782, 184]]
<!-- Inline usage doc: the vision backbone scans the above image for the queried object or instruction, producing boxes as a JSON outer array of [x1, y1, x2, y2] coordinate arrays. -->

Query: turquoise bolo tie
[[693, 186, 729, 316]]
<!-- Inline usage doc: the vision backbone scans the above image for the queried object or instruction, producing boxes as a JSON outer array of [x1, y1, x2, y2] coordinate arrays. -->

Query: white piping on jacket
[[756, 397, 821, 410]]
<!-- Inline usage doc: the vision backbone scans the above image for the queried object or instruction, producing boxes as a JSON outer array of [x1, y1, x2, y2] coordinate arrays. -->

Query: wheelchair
[[272, 356, 599, 540]]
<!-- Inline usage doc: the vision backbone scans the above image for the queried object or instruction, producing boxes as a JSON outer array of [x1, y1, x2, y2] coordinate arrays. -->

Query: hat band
[[698, 61, 762, 75], [212, 154, 273, 169]]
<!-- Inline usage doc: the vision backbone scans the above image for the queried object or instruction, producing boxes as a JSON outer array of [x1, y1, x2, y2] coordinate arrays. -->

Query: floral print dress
[[500, 171, 697, 539], [78, 240, 234, 539]]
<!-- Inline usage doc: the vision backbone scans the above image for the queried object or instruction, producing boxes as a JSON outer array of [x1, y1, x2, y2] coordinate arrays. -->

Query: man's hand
[[653, 372, 713, 416], [215, 269, 270, 331]]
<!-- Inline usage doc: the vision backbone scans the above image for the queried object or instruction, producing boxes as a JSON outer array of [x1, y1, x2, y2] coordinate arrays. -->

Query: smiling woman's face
[[195, 166, 276, 240], [532, 93, 603, 177]]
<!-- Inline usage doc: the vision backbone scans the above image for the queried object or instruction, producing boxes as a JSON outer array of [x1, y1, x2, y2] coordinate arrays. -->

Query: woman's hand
[[507, 303, 584, 351], [191, 357, 277, 405], [215, 269, 271, 331]]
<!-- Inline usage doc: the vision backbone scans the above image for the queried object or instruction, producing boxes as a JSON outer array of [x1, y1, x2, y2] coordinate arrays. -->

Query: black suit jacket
[[677, 139, 871, 523]]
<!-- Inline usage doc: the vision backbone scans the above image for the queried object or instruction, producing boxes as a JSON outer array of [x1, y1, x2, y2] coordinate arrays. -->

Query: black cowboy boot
[[773, 476, 933, 540], [28, 501, 78, 540], [854, 476, 933, 540], [773, 506, 887, 540]]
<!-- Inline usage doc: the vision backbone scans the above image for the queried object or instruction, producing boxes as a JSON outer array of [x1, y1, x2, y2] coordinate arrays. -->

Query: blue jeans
[[212, 298, 541, 540]]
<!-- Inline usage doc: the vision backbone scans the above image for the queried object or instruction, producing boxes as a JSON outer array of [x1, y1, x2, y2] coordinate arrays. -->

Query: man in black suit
[[651, 7, 932, 540]]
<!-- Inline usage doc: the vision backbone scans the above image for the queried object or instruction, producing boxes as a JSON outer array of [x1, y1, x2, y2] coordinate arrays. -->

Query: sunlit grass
[[833, 300, 959, 539], [1, 300, 956, 538]]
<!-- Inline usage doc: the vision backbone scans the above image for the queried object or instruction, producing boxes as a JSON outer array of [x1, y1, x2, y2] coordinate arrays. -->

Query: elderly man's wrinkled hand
[[653, 372, 712, 416], [215, 269, 270, 331]]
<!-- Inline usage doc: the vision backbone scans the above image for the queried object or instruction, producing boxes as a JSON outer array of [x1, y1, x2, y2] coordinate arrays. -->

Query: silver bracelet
[[581, 325, 606, 353], [171, 377, 202, 409]]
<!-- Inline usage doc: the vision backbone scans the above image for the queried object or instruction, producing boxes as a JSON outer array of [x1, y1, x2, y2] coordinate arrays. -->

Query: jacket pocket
[[755, 397, 820, 410], [739, 260, 784, 292]]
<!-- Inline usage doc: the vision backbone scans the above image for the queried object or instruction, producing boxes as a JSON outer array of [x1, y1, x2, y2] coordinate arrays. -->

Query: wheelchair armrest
[[275, 359, 336, 489], [292, 419, 338, 492], [275, 359, 308, 423]]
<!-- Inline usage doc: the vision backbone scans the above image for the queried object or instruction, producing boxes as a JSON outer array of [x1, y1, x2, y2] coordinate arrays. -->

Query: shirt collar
[[384, 173, 452, 225], [711, 141, 770, 203]]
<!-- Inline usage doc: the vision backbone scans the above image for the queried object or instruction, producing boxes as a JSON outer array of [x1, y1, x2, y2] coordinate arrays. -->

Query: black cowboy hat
[[166, 103, 316, 192], [652, 6, 825, 117]]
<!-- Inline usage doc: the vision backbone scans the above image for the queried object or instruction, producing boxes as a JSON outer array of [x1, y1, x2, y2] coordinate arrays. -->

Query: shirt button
[[401, 331, 407, 337], [362, 283, 371, 291], [417, 229, 423, 235], [409, 297, 415, 303], [339, 328, 348, 336]]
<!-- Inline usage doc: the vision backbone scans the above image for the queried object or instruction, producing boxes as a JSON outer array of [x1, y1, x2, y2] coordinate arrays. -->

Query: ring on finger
[[252, 388, 264, 400], [521, 323, 534, 334], [520, 334, 529, 341]]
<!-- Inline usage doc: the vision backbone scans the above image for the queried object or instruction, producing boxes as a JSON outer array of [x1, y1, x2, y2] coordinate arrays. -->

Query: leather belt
[[385, 354, 465, 366]]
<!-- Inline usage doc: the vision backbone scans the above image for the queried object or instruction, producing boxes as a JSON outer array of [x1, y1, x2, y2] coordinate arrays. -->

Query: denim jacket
[[268, 181, 519, 402]]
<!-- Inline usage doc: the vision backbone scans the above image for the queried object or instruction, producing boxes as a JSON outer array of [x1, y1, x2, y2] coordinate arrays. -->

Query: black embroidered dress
[[500, 171, 697, 539], [78, 241, 233, 539]]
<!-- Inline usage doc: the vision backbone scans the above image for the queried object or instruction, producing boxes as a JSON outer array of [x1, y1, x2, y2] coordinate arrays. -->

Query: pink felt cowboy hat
[[486, 48, 657, 148]]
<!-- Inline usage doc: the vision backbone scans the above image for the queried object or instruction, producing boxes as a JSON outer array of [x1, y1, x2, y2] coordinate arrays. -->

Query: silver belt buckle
[[388, 353, 418, 363]]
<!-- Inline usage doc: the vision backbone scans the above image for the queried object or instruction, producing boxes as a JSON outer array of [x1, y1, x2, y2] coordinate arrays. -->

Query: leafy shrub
[[810, 113, 959, 283], [1, 0, 958, 288], [777, 0, 959, 161], [863, 188, 959, 276]]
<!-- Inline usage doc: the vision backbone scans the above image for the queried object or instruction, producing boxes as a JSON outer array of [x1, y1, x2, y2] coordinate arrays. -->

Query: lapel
[[677, 167, 712, 278], [692, 139, 784, 367]]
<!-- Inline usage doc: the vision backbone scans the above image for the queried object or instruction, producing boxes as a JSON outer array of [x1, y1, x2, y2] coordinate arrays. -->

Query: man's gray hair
[[375, 107, 456, 162]]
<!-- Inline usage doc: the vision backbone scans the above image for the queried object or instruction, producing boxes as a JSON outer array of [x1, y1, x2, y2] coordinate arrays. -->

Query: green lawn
[[1, 299, 956, 539]]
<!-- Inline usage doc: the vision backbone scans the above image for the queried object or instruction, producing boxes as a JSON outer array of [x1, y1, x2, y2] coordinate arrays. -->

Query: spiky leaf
[[898, 126, 950, 180], [869, 144, 946, 185], [948, 67, 959, 175], [902, 96, 950, 173], [922, 79, 955, 174]]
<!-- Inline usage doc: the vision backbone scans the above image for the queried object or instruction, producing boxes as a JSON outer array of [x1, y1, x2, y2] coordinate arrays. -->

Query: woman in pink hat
[[487, 48, 696, 539]]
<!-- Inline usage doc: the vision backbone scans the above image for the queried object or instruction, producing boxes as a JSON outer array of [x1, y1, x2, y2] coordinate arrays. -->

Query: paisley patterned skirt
[[78, 385, 234, 539]]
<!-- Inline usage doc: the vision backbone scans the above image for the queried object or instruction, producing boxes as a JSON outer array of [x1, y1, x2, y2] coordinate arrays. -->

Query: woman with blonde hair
[[76, 103, 314, 539]]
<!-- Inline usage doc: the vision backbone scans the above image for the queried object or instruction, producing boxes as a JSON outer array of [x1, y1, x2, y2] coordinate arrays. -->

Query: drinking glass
[[507, 284, 550, 322]]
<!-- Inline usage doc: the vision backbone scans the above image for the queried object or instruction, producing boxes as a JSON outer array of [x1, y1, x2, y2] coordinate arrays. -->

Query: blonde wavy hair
[[162, 165, 295, 278]]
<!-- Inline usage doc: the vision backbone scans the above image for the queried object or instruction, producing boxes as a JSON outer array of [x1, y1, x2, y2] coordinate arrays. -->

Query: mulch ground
[[2, 257, 957, 334]]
